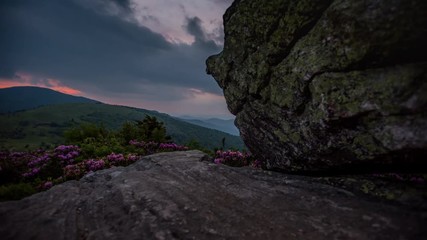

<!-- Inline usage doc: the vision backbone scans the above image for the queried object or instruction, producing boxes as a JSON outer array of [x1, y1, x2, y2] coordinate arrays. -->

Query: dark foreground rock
[[206, 0, 427, 172], [0, 151, 425, 240]]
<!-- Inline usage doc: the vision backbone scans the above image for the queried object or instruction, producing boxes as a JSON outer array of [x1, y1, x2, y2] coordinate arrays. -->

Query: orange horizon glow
[[0, 72, 234, 118], [0, 72, 82, 96]]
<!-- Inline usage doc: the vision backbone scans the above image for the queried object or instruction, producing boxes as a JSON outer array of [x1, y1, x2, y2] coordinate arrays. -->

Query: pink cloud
[[131, 0, 229, 45], [0, 72, 82, 95], [1, 72, 233, 118], [88, 87, 233, 118]]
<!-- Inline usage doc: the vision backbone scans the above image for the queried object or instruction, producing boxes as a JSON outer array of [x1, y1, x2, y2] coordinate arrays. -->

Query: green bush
[[64, 123, 109, 144], [0, 154, 30, 185], [186, 139, 214, 155], [135, 116, 170, 142], [62, 116, 172, 159], [119, 121, 139, 144], [0, 183, 36, 201], [79, 137, 125, 158]]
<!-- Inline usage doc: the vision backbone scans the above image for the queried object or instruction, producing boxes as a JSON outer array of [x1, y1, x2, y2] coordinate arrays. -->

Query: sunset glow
[[0, 0, 234, 118], [0, 72, 82, 95]]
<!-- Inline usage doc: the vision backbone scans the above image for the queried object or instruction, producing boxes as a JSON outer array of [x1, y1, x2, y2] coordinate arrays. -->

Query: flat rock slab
[[0, 151, 425, 239]]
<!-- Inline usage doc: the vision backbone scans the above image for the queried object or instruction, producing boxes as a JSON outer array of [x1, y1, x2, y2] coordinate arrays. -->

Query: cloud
[[109, 0, 132, 10], [0, 72, 82, 95], [186, 17, 206, 42], [0, 0, 233, 118], [130, 0, 230, 45], [211, 0, 234, 5]]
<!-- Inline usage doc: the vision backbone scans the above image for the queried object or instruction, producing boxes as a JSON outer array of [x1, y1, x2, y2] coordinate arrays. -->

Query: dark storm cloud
[[186, 17, 206, 42], [185, 17, 220, 52], [0, 0, 223, 99], [109, 0, 132, 10]]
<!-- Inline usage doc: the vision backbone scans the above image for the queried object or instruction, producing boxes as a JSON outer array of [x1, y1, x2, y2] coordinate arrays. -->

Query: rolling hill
[[179, 118, 239, 136], [0, 86, 99, 113], [0, 102, 244, 151]]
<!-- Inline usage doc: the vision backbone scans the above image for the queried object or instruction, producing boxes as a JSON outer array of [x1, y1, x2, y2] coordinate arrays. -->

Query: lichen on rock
[[207, 0, 427, 172]]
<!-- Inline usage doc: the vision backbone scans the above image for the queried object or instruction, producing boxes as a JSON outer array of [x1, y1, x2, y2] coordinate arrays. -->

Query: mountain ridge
[[0, 104, 244, 151], [0, 86, 99, 113], [178, 117, 239, 136]]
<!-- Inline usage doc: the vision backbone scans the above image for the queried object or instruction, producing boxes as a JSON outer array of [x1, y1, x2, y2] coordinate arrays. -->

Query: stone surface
[[0, 151, 426, 239], [206, 0, 427, 172]]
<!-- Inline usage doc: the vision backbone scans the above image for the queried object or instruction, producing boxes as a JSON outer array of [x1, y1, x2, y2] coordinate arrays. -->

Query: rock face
[[206, 0, 427, 172], [0, 151, 426, 239]]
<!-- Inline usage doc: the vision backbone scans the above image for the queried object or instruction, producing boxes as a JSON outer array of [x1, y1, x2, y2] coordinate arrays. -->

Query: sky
[[0, 0, 234, 119]]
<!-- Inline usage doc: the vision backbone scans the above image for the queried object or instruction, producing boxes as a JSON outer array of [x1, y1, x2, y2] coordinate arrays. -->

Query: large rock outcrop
[[207, 0, 427, 172], [0, 151, 426, 239]]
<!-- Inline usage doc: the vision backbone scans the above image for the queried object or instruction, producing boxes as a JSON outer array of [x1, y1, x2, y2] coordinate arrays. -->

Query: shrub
[[119, 121, 139, 144], [0, 116, 194, 201], [63, 163, 85, 180], [214, 150, 247, 167], [134, 116, 171, 143], [213, 150, 261, 168], [79, 137, 124, 158], [0, 151, 31, 184], [85, 159, 106, 171], [0, 183, 36, 201], [159, 143, 189, 152], [185, 139, 213, 155], [64, 123, 109, 144], [106, 153, 138, 166], [129, 140, 188, 154]]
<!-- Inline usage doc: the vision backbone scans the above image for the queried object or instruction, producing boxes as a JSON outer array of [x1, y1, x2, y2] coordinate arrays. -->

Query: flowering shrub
[[214, 150, 252, 167], [129, 140, 144, 148], [0, 138, 191, 201], [213, 150, 264, 169], [129, 140, 157, 154], [143, 141, 159, 154], [85, 159, 106, 171], [60, 153, 138, 180], [63, 163, 85, 179], [127, 154, 139, 162], [106, 153, 125, 165], [0, 151, 37, 183], [159, 143, 189, 152], [251, 159, 264, 169], [27, 154, 50, 168], [41, 181, 53, 190], [18, 145, 82, 181], [106, 153, 138, 166], [22, 167, 42, 178], [0, 116, 194, 201], [372, 173, 426, 184], [1, 141, 186, 188], [22, 153, 53, 179], [54, 145, 80, 165], [129, 140, 188, 154]]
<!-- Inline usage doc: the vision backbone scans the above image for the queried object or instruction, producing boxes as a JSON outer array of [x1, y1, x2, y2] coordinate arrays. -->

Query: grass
[[0, 102, 244, 151]]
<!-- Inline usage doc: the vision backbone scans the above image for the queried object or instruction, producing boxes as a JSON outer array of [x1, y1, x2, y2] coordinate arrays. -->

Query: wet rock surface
[[206, 0, 427, 172], [0, 151, 426, 240]]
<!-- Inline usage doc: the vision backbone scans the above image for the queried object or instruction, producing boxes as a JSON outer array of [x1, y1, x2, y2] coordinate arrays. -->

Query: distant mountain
[[0, 86, 99, 113], [180, 117, 239, 136], [0, 103, 244, 151], [0, 87, 244, 150]]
